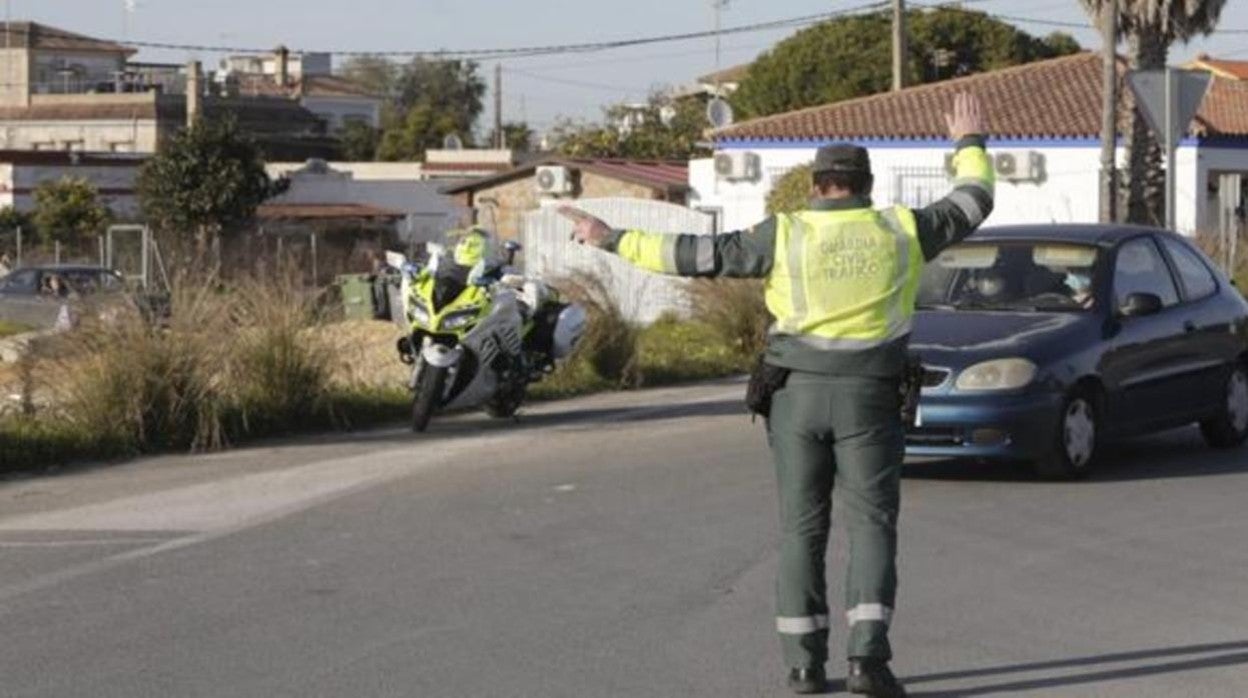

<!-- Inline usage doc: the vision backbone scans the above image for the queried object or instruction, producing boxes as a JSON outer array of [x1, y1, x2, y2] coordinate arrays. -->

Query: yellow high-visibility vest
[[766, 206, 923, 350]]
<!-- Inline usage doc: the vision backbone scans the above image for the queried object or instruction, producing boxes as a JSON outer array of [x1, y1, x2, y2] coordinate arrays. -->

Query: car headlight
[[955, 358, 1037, 391], [441, 309, 480, 330]]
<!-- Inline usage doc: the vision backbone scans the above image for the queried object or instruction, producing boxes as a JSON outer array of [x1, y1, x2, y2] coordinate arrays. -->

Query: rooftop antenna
[[711, 0, 730, 98], [123, 0, 138, 42]]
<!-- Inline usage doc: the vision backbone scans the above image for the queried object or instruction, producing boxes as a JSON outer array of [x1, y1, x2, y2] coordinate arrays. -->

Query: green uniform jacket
[[601, 136, 995, 377]]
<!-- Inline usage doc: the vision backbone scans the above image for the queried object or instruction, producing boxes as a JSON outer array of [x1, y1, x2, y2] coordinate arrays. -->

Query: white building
[[692, 53, 1248, 237], [226, 49, 383, 131], [265, 159, 469, 243], [0, 150, 144, 218]]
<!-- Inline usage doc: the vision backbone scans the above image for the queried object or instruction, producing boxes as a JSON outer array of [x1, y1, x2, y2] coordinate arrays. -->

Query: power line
[[9, 2, 888, 60], [503, 68, 652, 95]]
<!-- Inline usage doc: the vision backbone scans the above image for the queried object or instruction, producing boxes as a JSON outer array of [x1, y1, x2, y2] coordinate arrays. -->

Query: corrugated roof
[[0, 22, 135, 55], [257, 203, 405, 220], [713, 52, 1248, 142], [440, 157, 689, 195]]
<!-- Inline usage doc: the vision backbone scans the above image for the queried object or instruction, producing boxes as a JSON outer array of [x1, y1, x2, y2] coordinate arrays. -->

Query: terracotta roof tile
[[1188, 58, 1248, 81], [257, 203, 404, 220], [235, 74, 380, 100], [714, 52, 1248, 142]]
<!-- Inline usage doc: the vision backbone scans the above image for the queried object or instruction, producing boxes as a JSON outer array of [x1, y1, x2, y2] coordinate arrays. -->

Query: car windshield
[[918, 241, 1101, 312]]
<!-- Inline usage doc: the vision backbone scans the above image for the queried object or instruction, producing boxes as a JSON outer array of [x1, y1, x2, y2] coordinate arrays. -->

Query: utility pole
[[892, 0, 907, 92], [494, 63, 503, 149], [1099, 0, 1118, 223]]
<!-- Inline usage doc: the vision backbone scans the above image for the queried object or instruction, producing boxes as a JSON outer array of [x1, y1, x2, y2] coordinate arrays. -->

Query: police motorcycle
[[387, 228, 586, 432]]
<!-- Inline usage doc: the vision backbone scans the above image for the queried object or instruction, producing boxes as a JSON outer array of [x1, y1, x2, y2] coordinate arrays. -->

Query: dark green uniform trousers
[[767, 370, 904, 668]]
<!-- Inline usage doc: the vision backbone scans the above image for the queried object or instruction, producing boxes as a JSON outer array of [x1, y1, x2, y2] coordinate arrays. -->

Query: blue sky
[[18, 0, 1248, 136]]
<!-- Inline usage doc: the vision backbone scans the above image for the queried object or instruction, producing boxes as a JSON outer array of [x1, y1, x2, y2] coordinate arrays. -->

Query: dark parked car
[[0, 265, 126, 298], [908, 224, 1248, 478]]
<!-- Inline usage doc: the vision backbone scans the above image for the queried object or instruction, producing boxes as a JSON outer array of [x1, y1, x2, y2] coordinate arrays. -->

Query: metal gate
[[523, 199, 714, 324]]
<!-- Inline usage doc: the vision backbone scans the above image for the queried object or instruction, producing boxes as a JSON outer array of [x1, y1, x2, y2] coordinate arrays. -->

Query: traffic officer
[[560, 93, 994, 696]]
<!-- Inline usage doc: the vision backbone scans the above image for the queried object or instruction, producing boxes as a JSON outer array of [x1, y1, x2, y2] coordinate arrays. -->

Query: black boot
[[846, 658, 907, 697], [786, 666, 827, 694]]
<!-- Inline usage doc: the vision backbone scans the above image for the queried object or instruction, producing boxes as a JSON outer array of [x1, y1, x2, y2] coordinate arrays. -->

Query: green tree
[[1079, 0, 1227, 225], [339, 120, 381, 161], [376, 58, 486, 161], [0, 205, 32, 233], [732, 8, 1081, 118], [136, 117, 285, 251], [552, 94, 710, 160], [338, 56, 400, 100], [31, 177, 112, 246], [766, 164, 814, 215], [489, 122, 535, 152]]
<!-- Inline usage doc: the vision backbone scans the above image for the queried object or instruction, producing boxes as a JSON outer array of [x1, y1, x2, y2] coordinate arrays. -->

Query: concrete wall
[[0, 119, 158, 153], [692, 139, 1226, 237], [265, 162, 469, 244], [471, 170, 667, 241], [1, 163, 141, 217], [0, 48, 32, 107]]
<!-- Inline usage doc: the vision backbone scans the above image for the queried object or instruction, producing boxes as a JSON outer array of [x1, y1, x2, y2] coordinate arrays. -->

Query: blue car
[[908, 224, 1248, 478]]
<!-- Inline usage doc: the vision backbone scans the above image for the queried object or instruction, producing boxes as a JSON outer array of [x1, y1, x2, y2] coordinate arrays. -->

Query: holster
[[899, 353, 924, 429], [745, 355, 790, 420]]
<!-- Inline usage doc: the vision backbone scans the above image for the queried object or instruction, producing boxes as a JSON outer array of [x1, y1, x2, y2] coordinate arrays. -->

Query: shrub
[[766, 163, 813, 215], [685, 278, 771, 358], [556, 271, 640, 387]]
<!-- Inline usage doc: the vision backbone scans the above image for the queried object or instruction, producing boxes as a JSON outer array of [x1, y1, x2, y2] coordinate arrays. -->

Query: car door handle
[[1183, 320, 1197, 333]]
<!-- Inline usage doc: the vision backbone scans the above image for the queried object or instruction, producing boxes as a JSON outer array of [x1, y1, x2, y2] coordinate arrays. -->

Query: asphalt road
[[2, 380, 1247, 697]]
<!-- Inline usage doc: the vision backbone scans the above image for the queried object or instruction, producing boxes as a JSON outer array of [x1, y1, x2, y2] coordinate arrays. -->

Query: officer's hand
[[557, 205, 613, 248], [945, 92, 985, 142]]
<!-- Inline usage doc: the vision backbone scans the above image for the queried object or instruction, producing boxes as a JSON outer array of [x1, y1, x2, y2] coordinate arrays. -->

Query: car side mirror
[[1119, 292, 1163, 318], [503, 240, 522, 266]]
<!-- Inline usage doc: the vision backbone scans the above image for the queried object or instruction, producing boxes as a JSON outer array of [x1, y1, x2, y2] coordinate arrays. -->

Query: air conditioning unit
[[714, 151, 760, 182], [993, 150, 1044, 182], [535, 165, 574, 195]]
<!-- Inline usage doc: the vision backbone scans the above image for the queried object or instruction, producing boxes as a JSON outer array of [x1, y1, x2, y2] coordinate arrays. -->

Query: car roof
[[10, 265, 118, 273], [966, 224, 1168, 246]]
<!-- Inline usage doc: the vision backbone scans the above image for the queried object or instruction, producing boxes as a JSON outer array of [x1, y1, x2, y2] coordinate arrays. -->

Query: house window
[[890, 166, 949, 208]]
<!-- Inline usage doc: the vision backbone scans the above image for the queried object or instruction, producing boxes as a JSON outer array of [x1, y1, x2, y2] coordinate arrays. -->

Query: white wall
[[691, 140, 1231, 237], [265, 162, 469, 243], [0, 119, 158, 153], [1193, 144, 1248, 233], [691, 142, 1118, 234]]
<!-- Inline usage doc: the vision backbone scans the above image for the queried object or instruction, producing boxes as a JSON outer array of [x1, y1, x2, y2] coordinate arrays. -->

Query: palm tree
[[1080, 0, 1227, 225]]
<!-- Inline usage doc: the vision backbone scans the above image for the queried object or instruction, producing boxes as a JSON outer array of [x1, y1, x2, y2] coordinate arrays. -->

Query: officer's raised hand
[[944, 92, 986, 141], [558, 205, 613, 248]]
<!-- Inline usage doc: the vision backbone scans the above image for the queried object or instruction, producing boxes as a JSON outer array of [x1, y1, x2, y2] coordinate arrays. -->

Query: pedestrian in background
[[559, 93, 995, 696]]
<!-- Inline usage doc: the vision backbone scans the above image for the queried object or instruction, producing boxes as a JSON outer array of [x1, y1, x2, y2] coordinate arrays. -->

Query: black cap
[[813, 143, 871, 175]]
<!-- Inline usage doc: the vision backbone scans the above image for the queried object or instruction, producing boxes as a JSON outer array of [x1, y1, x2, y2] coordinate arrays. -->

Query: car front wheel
[[1199, 362, 1248, 449], [1033, 388, 1099, 480]]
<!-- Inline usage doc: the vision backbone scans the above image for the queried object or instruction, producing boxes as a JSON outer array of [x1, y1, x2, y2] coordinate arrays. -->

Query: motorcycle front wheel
[[411, 362, 447, 433]]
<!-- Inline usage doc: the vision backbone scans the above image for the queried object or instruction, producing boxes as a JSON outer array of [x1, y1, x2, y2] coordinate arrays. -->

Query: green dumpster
[[338, 273, 376, 321]]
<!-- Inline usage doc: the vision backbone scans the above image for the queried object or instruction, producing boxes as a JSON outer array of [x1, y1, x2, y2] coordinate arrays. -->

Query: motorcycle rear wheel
[[411, 363, 446, 433]]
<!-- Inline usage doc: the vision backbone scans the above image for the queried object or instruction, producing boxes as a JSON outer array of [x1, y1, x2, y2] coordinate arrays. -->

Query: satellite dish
[[442, 134, 464, 151], [659, 105, 678, 127], [707, 98, 734, 129]]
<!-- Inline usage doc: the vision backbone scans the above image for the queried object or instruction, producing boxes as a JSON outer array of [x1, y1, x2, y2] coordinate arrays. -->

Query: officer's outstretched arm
[[559, 205, 774, 278], [913, 93, 996, 261]]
